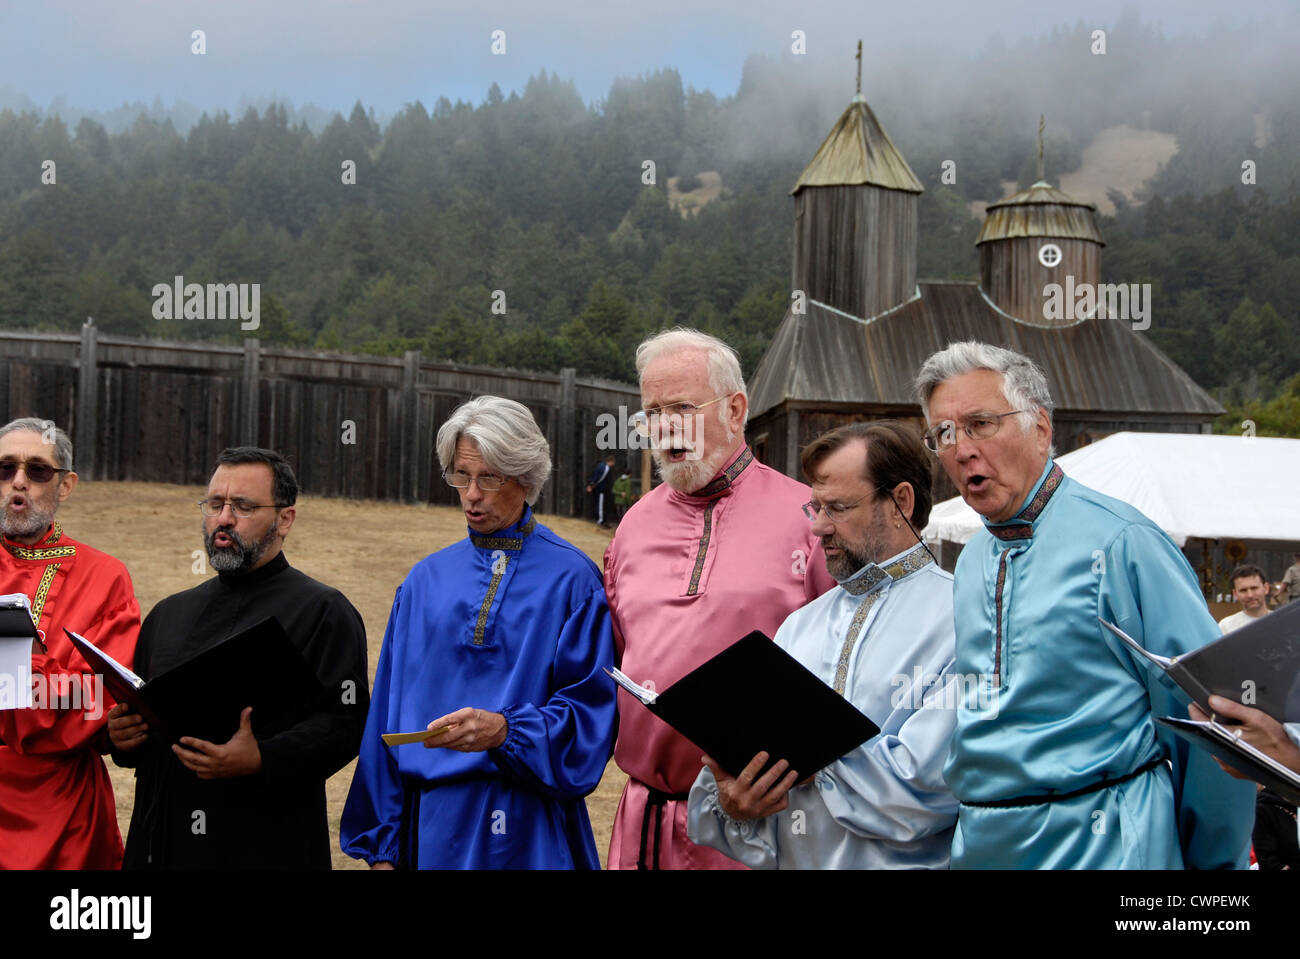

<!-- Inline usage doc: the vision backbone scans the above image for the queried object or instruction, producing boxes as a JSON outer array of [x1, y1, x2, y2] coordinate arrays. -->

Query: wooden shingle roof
[[748, 281, 1222, 418]]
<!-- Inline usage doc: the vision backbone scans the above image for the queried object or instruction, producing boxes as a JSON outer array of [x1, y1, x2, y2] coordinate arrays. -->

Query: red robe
[[0, 522, 140, 869]]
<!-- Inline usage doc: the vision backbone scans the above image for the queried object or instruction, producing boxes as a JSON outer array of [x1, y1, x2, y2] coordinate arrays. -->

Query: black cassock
[[115, 552, 368, 869]]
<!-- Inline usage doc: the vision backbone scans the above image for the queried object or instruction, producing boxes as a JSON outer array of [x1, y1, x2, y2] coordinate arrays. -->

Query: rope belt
[[960, 755, 1167, 809], [637, 786, 690, 870]]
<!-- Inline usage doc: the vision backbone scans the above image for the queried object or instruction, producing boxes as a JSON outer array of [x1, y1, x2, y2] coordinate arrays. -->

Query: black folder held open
[[67, 616, 325, 744], [1101, 601, 1300, 721], [609, 630, 880, 779], [1101, 602, 1300, 801], [1156, 715, 1300, 805]]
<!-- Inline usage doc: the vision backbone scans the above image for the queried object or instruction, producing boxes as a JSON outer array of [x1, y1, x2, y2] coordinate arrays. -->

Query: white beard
[[652, 417, 738, 493]]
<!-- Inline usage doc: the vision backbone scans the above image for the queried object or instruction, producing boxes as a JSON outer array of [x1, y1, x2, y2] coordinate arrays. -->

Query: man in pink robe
[[604, 329, 834, 869]]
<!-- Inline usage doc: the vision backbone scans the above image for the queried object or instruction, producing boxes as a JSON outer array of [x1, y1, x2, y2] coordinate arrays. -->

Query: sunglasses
[[0, 460, 71, 483]]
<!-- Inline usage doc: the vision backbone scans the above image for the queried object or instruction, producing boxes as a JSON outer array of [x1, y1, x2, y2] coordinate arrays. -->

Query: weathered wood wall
[[979, 237, 1102, 326], [0, 328, 642, 517], [792, 184, 918, 319]]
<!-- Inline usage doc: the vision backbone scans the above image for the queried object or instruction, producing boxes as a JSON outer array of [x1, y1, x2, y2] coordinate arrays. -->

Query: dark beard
[[823, 537, 871, 581], [205, 521, 278, 574]]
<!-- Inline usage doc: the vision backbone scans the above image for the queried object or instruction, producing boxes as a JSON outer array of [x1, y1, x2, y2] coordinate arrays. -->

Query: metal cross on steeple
[[1037, 114, 1046, 182]]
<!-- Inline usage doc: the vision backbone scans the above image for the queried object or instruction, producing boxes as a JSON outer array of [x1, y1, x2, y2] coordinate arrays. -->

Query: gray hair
[[914, 342, 1055, 439], [435, 396, 551, 505], [0, 417, 73, 470], [635, 327, 748, 426]]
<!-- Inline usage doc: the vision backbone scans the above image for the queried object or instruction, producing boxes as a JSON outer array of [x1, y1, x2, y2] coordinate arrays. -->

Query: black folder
[[0, 603, 38, 641], [1101, 601, 1300, 721], [67, 616, 325, 744], [1102, 603, 1300, 799], [610, 630, 880, 779], [1157, 716, 1300, 805]]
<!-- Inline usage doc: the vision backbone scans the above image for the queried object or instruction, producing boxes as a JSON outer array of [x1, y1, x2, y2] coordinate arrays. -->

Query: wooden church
[[746, 72, 1221, 488]]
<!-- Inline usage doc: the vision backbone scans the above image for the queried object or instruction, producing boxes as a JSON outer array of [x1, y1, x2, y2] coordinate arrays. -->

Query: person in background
[[612, 470, 632, 523], [1218, 564, 1271, 634], [1252, 785, 1299, 870], [586, 454, 616, 528], [1277, 552, 1300, 605]]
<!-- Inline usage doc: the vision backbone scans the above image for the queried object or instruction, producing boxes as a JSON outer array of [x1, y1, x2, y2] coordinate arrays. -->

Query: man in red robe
[[0, 417, 140, 868]]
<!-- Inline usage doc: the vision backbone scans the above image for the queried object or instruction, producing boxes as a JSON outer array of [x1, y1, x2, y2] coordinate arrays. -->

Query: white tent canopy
[[923, 432, 1300, 549]]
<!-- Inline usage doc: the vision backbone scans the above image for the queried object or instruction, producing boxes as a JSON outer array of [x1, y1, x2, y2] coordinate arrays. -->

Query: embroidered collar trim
[[470, 512, 537, 551], [4, 523, 76, 560], [840, 543, 934, 595], [986, 463, 1064, 543], [686, 447, 754, 500]]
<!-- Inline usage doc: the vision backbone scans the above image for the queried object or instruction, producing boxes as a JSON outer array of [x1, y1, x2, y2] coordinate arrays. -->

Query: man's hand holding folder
[[1189, 695, 1300, 779], [702, 751, 800, 821], [1101, 602, 1300, 796], [108, 702, 265, 780], [172, 705, 264, 779], [105, 702, 148, 751]]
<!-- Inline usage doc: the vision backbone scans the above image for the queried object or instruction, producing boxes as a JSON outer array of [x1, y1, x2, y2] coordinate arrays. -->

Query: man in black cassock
[[107, 447, 368, 868]]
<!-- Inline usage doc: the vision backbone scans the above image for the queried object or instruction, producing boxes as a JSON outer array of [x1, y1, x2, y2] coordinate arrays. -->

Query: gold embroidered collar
[[4, 523, 76, 560]]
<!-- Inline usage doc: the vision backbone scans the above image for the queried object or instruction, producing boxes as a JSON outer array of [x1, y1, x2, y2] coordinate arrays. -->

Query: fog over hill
[[0, 3, 1296, 429], [2, 5, 1297, 201]]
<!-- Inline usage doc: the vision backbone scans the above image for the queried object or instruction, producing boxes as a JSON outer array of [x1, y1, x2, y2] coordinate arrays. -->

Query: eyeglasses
[[802, 492, 874, 523], [444, 470, 510, 492], [922, 411, 1031, 453], [0, 460, 71, 483], [630, 394, 733, 437], [198, 498, 282, 518]]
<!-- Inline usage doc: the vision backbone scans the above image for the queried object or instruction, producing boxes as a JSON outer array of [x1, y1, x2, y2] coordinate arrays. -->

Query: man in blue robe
[[914, 342, 1254, 869], [687, 422, 958, 868], [340, 396, 617, 868]]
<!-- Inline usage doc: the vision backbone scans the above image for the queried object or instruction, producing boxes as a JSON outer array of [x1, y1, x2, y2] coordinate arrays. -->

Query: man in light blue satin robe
[[687, 422, 959, 868], [916, 342, 1254, 869], [340, 397, 617, 869]]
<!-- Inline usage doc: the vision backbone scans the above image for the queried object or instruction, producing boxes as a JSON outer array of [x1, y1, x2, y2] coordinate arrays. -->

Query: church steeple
[[976, 120, 1105, 327], [789, 43, 922, 319]]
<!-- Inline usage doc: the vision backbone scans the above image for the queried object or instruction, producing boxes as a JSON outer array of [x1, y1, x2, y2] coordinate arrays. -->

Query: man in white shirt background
[[1218, 564, 1271, 634]]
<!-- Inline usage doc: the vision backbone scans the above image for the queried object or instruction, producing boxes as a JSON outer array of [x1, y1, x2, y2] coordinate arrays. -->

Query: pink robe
[[604, 446, 834, 869]]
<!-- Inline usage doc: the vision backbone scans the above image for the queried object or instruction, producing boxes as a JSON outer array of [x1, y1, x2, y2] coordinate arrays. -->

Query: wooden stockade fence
[[0, 326, 644, 518]]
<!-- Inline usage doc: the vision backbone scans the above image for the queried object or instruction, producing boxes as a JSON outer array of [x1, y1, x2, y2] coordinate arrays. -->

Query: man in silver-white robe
[[687, 422, 959, 869]]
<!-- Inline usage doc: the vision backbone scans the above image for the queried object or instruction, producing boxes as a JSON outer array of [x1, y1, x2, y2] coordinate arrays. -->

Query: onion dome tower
[[976, 118, 1105, 326]]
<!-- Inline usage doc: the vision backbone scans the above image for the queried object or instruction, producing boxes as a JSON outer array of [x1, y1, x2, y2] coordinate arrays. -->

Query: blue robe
[[340, 507, 617, 868], [946, 461, 1255, 869], [687, 544, 959, 868]]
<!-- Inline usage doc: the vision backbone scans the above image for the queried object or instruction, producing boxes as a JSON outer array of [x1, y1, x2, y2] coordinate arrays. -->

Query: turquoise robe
[[946, 461, 1254, 869]]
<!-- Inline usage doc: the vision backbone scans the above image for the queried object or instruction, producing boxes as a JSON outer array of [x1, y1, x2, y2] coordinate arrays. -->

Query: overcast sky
[[1, 0, 1295, 116]]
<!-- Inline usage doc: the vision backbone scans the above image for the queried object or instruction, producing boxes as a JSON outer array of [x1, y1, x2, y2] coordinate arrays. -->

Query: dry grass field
[[55, 480, 627, 869]]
